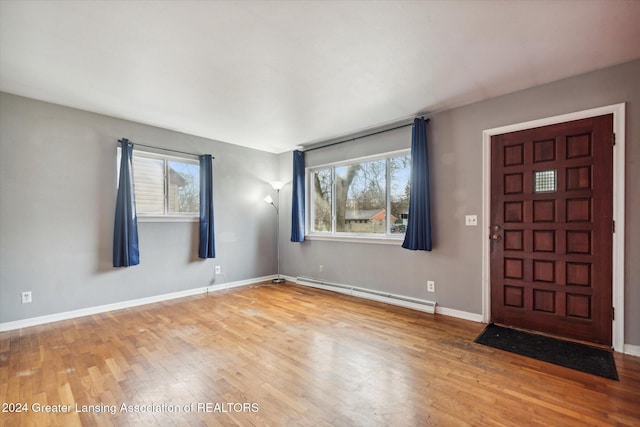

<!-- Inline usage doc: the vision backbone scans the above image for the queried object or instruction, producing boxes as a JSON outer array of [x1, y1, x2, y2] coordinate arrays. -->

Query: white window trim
[[117, 147, 200, 223], [305, 234, 404, 245], [306, 149, 410, 243]]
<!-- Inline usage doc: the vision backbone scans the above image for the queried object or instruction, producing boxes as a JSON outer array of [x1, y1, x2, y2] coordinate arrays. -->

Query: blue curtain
[[113, 139, 140, 267], [199, 154, 216, 258], [290, 150, 305, 242], [402, 118, 432, 251]]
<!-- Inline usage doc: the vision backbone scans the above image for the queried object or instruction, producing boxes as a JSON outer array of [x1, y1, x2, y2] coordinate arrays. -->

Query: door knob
[[492, 224, 502, 232], [491, 233, 502, 241]]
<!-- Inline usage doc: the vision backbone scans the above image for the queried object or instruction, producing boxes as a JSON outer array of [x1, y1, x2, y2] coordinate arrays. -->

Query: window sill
[[137, 216, 199, 223], [305, 234, 404, 245]]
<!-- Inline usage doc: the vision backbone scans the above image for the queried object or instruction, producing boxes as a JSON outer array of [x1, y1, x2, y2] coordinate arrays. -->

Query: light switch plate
[[465, 215, 478, 226]]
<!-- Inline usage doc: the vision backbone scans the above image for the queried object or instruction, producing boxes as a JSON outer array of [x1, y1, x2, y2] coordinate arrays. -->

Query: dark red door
[[490, 114, 613, 345]]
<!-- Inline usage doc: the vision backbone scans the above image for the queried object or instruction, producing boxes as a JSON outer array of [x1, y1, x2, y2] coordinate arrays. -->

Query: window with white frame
[[118, 149, 200, 219], [309, 150, 411, 239]]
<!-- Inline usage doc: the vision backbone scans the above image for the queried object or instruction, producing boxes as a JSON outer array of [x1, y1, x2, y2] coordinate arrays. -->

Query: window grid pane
[[168, 161, 199, 214], [389, 155, 411, 234], [312, 169, 332, 232], [337, 160, 386, 234], [133, 156, 165, 215]]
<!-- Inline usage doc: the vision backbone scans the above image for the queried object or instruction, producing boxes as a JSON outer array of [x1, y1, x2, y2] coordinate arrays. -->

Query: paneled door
[[490, 114, 613, 346]]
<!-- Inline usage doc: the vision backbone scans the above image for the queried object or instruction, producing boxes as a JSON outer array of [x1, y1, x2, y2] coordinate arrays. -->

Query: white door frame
[[481, 103, 626, 351]]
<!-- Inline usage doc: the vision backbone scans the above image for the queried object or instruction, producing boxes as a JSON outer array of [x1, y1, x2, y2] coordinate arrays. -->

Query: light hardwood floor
[[1, 282, 639, 426]]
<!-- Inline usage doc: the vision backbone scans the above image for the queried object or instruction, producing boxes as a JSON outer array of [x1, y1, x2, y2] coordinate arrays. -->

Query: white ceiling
[[1, 1, 639, 153]]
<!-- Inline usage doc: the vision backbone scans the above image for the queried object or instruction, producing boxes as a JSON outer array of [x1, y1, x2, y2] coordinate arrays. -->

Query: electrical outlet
[[215, 265, 221, 275], [465, 215, 478, 226], [319, 265, 324, 273], [21, 291, 32, 304], [427, 281, 435, 293]]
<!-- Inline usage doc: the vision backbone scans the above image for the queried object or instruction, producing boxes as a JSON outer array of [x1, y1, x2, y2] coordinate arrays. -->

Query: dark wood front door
[[490, 114, 613, 346]]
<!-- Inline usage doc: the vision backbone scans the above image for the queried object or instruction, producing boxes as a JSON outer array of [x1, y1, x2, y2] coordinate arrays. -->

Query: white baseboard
[[0, 275, 276, 332], [436, 306, 484, 323], [624, 344, 640, 357], [294, 277, 482, 322], [207, 275, 276, 292]]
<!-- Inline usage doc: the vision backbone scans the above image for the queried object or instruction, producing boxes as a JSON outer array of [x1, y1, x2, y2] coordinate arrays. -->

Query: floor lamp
[[265, 181, 286, 284]]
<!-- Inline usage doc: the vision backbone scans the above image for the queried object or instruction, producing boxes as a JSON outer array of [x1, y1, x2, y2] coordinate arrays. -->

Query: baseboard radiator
[[295, 276, 436, 314]]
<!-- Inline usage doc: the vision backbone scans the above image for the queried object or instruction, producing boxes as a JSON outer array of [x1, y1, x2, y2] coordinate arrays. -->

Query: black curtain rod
[[302, 118, 430, 153], [118, 138, 214, 159]]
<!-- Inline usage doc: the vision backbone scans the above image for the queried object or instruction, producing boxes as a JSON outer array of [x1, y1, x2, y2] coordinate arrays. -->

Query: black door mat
[[474, 323, 618, 380]]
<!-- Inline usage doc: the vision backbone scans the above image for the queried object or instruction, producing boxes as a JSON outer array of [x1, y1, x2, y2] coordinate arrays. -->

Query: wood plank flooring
[[1, 282, 639, 426]]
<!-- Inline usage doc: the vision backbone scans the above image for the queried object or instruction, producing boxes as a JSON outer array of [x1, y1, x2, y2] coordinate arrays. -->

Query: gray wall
[[0, 93, 279, 323], [279, 59, 640, 346], [2, 60, 638, 347]]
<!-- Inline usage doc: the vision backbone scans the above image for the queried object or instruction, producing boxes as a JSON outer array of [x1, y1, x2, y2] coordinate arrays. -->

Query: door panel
[[490, 114, 613, 345]]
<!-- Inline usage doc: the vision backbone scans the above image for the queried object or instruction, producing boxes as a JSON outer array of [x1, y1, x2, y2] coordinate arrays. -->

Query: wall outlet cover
[[21, 291, 32, 304], [427, 281, 435, 292]]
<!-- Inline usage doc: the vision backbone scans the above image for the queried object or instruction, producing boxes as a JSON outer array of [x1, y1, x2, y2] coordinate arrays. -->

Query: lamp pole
[[273, 187, 285, 283], [266, 182, 285, 284]]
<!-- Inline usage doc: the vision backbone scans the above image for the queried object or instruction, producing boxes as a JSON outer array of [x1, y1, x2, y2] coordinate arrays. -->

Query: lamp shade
[[270, 181, 284, 191]]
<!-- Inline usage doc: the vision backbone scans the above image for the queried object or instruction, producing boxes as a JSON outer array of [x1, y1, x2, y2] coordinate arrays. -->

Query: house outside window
[[117, 148, 199, 221], [308, 150, 410, 241]]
